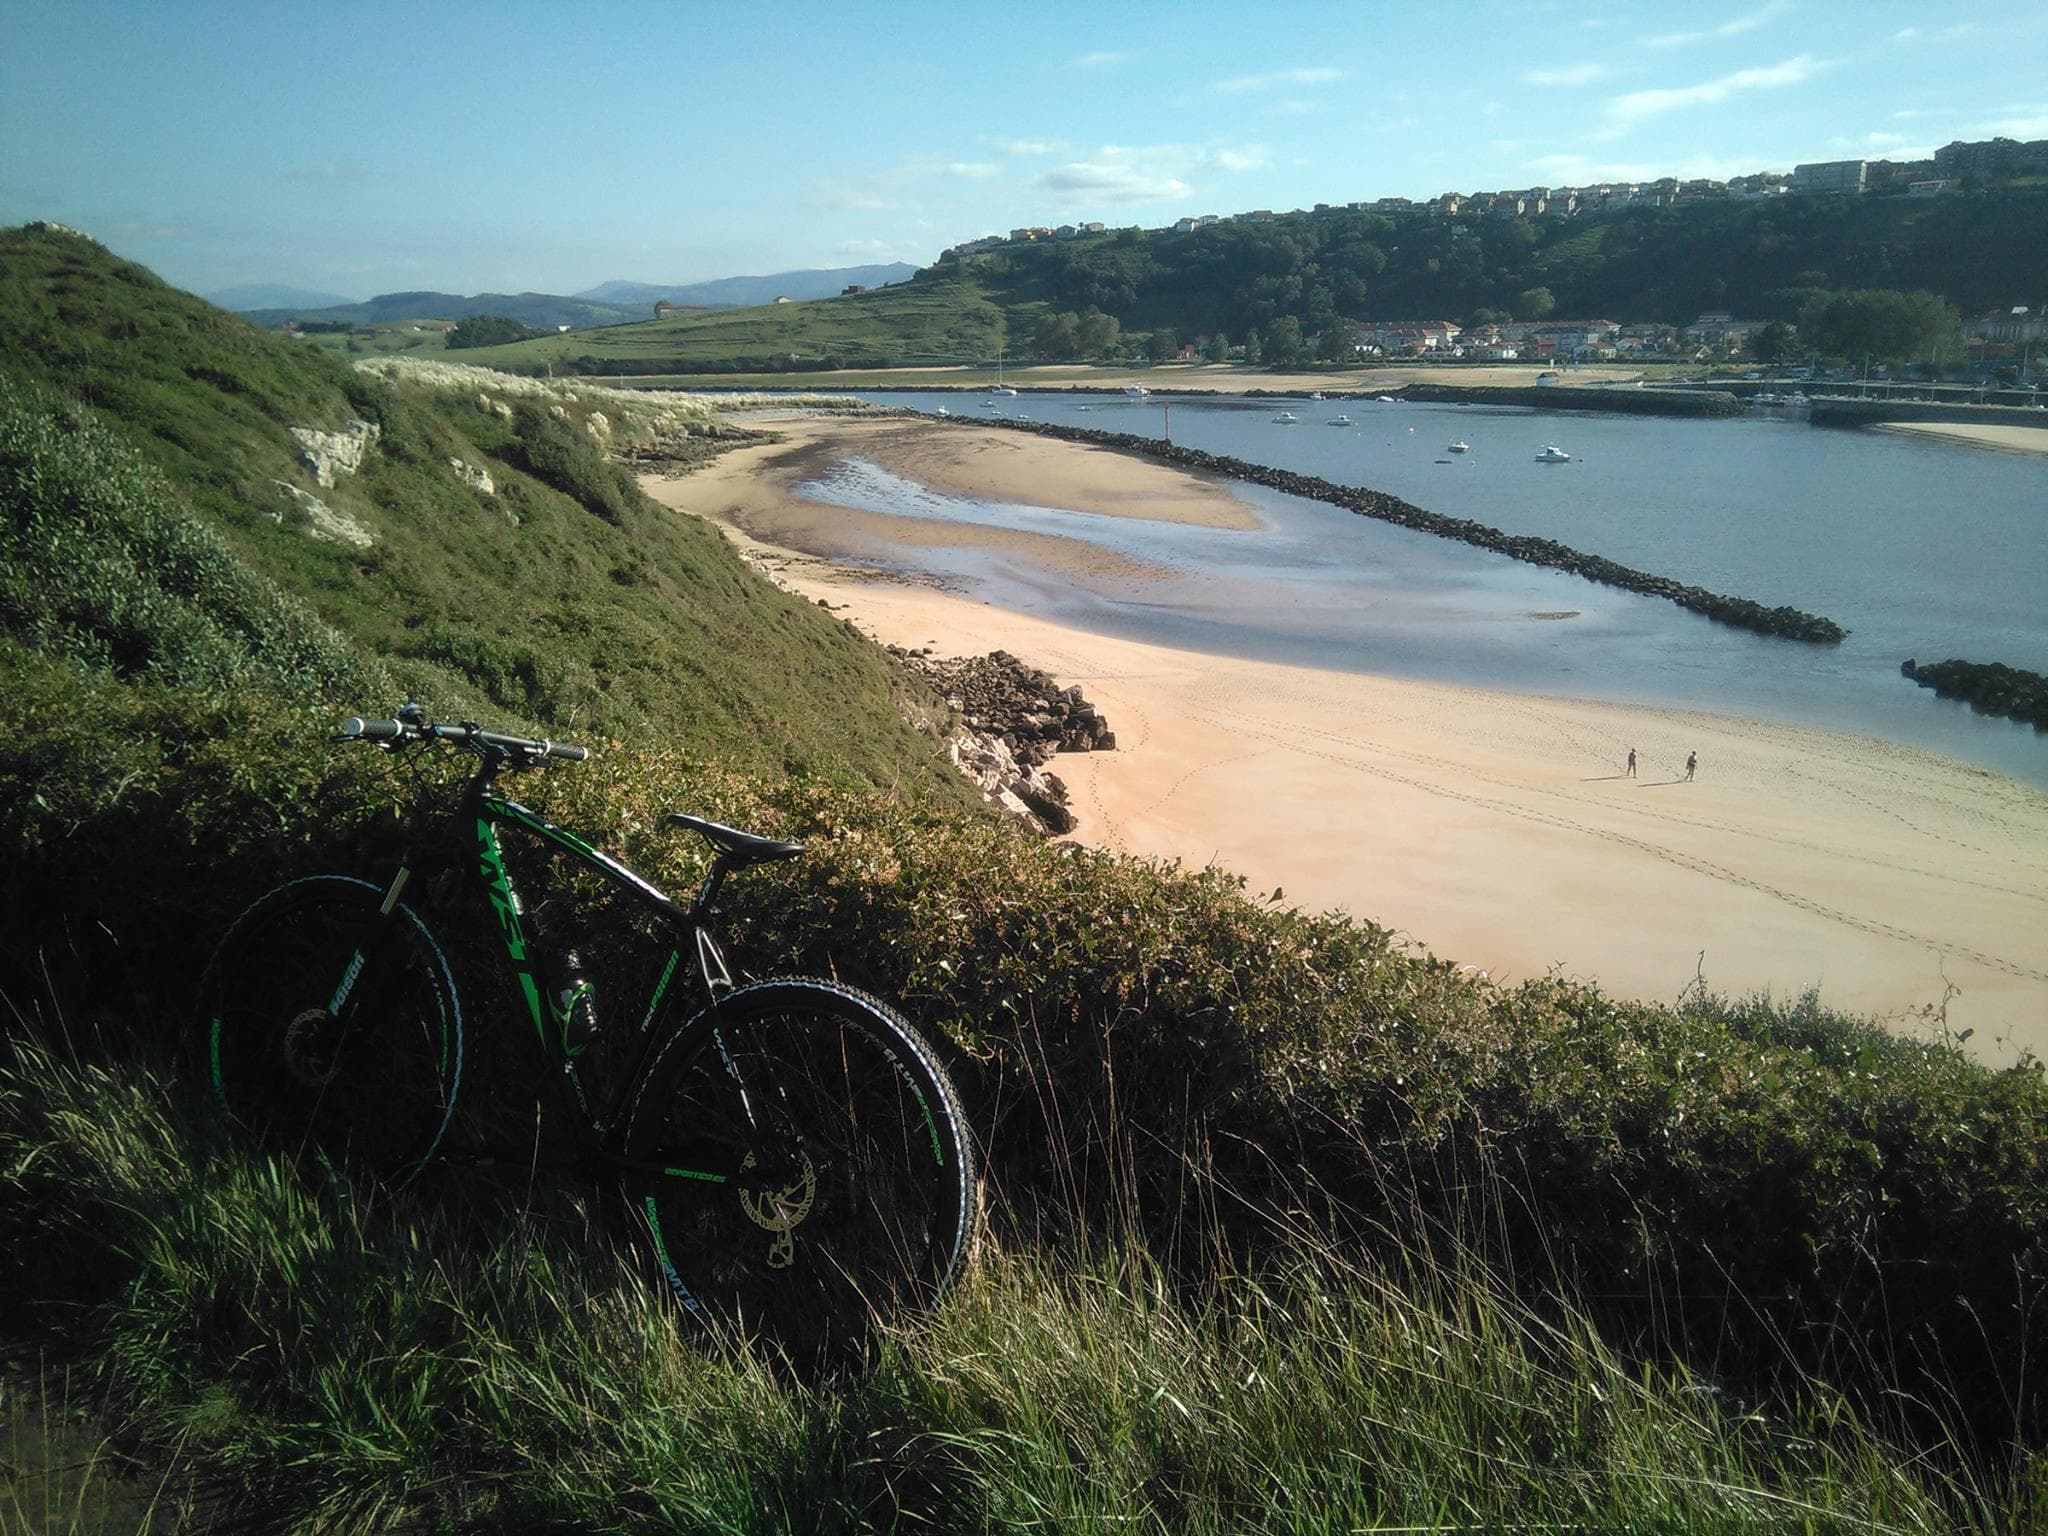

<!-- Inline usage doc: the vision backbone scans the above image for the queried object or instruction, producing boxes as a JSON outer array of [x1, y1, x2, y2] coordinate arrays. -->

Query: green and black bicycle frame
[[445, 747, 747, 1172]]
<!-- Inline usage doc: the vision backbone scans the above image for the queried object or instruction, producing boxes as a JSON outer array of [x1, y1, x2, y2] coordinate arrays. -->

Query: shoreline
[[1874, 419, 2048, 457], [642, 418, 2048, 1064]]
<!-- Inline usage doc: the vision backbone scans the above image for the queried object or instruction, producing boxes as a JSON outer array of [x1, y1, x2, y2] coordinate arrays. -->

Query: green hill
[[7, 223, 2048, 1531], [0, 223, 959, 779], [452, 189, 2048, 378], [952, 187, 2048, 337], [453, 272, 1008, 374]]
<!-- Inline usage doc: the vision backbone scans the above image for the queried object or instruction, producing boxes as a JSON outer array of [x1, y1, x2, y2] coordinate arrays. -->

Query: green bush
[[502, 402, 639, 526], [0, 1022, 2007, 1534], [0, 375, 382, 700]]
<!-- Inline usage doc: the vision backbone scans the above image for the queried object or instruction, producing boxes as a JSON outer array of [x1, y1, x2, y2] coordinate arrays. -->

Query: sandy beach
[[1877, 420, 2048, 457], [643, 418, 2048, 1064]]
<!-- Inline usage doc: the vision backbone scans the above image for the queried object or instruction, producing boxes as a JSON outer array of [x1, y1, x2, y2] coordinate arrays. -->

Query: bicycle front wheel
[[198, 875, 463, 1190], [620, 978, 976, 1360]]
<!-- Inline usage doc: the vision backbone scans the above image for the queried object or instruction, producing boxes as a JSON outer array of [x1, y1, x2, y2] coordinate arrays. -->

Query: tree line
[[937, 188, 2044, 365]]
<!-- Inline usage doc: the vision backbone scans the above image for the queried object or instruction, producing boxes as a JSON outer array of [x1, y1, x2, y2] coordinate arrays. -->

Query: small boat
[[1535, 444, 1571, 463], [1327, 414, 1353, 426], [1309, 391, 1324, 400], [988, 385, 1018, 397], [1125, 384, 1151, 398], [935, 406, 949, 416], [1447, 440, 1469, 453], [1376, 394, 1398, 404], [1272, 410, 1301, 424]]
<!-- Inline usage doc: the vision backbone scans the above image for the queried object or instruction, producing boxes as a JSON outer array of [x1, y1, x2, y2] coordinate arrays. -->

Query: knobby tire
[[198, 875, 463, 1191], [621, 978, 976, 1362]]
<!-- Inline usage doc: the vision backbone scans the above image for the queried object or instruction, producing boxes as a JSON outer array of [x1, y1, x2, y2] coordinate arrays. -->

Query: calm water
[[823, 390, 2048, 788]]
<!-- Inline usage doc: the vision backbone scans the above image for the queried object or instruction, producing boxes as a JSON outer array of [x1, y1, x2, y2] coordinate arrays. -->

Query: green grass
[[296, 319, 453, 359], [2, 1010, 2025, 1535], [451, 274, 1008, 375]]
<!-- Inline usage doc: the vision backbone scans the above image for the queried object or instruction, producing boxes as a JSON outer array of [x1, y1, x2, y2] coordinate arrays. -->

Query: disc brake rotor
[[739, 1148, 817, 1232], [282, 1008, 344, 1088], [739, 1146, 817, 1270]]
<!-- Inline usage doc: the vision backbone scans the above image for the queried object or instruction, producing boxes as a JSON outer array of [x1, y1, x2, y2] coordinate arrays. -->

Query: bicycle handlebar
[[340, 713, 590, 762]]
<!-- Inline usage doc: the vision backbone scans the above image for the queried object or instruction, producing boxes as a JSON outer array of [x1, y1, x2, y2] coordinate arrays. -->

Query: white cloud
[[1526, 63, 1608, 87], [1071, 51, 1131, 70], [1977, 106, 2048, 137], [1894, 23, 1983, 44], [1605, 55, 1822, 127], [1645, 0, 1792, 50], [993, 138, 1060, 157], [1216, 66, 1342, 94], [1828, 132, 1937, 157], [1035, 162, 1187, 199], [811, 178, 902, 212], [1270, 99, 1320, 116], [1029, 141, 1266, 204], [288, 160, 371, 189], [808, 155, 999, 215], [1888, 107, 1959, 121], [1204, 146, 1270, 171]]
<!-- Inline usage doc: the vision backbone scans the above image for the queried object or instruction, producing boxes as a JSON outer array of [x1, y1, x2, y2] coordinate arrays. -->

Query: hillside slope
[[0, 222, 981, 983], [0, 224, 962, 779]]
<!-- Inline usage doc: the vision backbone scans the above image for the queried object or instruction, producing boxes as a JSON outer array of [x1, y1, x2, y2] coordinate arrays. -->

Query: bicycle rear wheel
[[620, 978, 975, 1360], [198, 875, 462, 1190]]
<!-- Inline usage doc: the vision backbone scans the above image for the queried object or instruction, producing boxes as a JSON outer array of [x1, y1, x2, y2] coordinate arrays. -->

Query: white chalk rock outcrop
[[271, 481, 373, 548], [449, 457, 495, 495], [288, 420, 380, 488]]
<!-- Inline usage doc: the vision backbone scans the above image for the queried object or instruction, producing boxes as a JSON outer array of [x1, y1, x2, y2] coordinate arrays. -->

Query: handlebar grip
[[338, 712, 588, 762]]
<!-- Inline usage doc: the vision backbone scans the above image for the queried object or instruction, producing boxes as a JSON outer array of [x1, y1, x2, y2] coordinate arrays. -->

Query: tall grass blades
[[0, 1009, 2005, 1534]]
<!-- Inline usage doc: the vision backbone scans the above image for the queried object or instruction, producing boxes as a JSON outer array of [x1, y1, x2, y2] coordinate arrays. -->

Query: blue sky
[[4, 0, 2044, 301]]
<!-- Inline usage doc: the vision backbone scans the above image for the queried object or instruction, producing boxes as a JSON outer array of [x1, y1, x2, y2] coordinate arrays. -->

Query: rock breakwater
[[892, 646, 1117, 835], [1902, 657, 2048, 731], [963, 417, 1847, 644]]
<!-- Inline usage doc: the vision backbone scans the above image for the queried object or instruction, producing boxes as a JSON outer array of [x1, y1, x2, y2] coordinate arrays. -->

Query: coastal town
[[937, 135, 2048, 366]]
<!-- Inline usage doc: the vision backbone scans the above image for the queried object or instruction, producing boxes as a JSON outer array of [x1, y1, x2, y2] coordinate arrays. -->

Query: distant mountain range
[[213, 262, 919, 333], [575, 264, 917, 309], [207, 282, 356, 311]]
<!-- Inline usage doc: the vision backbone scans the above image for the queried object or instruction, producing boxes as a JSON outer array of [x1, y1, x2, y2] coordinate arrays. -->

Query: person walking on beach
[[1626, 747, 1637, 778], [1685, 751, 1697, 781]]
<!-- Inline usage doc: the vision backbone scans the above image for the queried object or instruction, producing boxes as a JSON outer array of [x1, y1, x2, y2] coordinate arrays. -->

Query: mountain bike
[[197, 705, 976, 1358]]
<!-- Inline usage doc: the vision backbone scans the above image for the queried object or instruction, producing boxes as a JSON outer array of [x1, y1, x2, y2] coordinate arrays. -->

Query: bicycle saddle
[[666, 813, 806, 866]]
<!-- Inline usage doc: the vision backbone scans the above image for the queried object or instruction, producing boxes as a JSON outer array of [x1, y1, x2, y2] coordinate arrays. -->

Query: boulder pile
[[892, 646, 1117, 835], [1902, 657, 2048, 731]]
